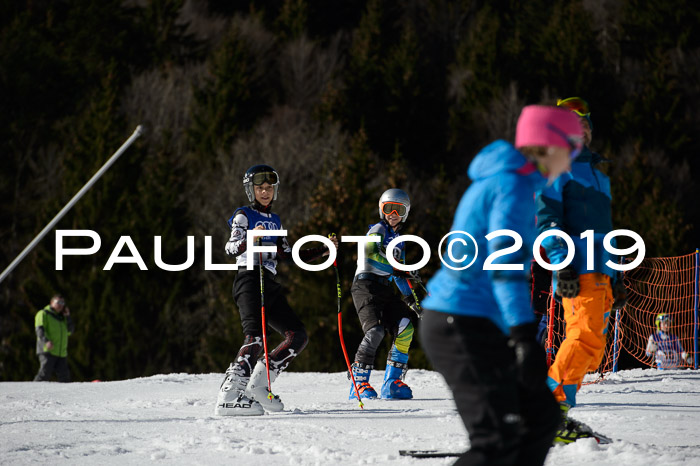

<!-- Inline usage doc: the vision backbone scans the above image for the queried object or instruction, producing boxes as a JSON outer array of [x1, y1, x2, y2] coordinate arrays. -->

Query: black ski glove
[[612, 278, 627, 310], [508, 323, 548, 388], [403, 295, 423, 318], [407, 269, 421, 283], [555, 266, 580, 299], [394, 269, 422, 283]]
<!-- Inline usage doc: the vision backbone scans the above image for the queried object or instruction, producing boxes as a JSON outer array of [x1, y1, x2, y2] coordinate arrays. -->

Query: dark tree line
[[1, 0, 698, 381]]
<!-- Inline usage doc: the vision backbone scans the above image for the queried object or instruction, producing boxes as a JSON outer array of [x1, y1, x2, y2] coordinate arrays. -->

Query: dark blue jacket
[[536, 147, 618, 286]]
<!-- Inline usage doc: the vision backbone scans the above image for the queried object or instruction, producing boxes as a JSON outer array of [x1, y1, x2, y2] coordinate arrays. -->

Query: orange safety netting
[[543, 252, 699, 380]]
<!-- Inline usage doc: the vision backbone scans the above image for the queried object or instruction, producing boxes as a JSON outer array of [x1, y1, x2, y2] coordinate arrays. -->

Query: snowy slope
[[1, 369, 699, 465]]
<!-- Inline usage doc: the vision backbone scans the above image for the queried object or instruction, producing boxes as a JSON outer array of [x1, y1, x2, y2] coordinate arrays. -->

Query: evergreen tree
[[188, 21, 275, 158]]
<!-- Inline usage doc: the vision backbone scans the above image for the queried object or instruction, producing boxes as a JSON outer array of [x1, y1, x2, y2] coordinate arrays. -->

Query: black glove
[[612, 278, 627, 310], [403, 295, 423, 318], [508, 323, 548, 388], [395, 269, 422, 283], [555, 266, 579, 299]]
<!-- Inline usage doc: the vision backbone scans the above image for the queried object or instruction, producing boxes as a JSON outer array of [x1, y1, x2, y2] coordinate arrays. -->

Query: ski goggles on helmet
[[381, 201, 408, 218], [657, 314, 672, 324], [557, 97, 593, 131], [250, 171, 279, 186], [557, 97, 590, 118]]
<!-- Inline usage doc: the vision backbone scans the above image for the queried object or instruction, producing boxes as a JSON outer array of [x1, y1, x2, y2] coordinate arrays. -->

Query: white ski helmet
[[243, 164, 280, 202], [378, 188, 411, 222]]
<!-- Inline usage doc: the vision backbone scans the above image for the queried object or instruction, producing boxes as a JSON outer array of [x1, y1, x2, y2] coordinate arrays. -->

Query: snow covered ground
[[1, 368, 699, 465]]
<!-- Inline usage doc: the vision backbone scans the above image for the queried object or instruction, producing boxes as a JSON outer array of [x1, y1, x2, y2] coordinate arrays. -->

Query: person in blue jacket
[[536, 97, 627, 443], [420, 105, 583, 465]]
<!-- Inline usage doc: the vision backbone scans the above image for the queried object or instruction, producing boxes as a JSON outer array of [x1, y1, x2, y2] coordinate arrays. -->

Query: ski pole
[[330, 233, 364, 409], [417, 280, 430, 297], [546, 286, 556, 367], [258, 237, 274, 401], [406, 279, 423, 318], [0, 125, 143, 286]]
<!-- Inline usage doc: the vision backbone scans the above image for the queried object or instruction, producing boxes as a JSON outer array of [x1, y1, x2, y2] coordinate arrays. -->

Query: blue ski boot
[[349, 363, 377, 400], [381, 360, 413, 399]]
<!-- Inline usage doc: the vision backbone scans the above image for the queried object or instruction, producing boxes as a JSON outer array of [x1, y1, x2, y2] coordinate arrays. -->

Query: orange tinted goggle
[[381, 202, 408, 217], [557, 97, 590, 118]]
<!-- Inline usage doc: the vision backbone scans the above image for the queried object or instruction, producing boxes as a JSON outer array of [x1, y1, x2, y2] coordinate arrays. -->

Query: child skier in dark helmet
[[215, 164, 338, 416], [349, 188, 423, 401]]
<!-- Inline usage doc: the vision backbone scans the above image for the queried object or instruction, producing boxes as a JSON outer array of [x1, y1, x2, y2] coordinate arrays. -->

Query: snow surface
[[1, 368, 699, 465]]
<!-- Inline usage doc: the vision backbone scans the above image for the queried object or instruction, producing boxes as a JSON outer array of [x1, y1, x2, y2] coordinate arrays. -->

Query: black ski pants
[[34, 353, 71, 382], [350, 277, 414, 366], [232, 269, 307, 373], [420, 311, 559, 466]]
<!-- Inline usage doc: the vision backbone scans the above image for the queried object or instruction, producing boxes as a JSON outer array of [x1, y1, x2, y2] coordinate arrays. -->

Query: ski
[[399, 450, 462, 458], [590, 432, 613, 444], [555, 416, 614, 445], [555, 432, 613, 445]]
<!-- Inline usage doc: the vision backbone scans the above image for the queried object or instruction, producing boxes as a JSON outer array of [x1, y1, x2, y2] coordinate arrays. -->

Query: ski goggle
[[557, 97, 590, 118], [657, 314, 672, 324], [250, 171, 279, 186], [381, 202, 408, 217]]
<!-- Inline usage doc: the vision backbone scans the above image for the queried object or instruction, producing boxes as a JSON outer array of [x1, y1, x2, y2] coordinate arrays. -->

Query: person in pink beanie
[[420, 105, 582, 465]]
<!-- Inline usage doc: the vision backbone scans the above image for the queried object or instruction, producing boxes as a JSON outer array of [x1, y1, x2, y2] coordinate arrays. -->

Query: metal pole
[[0, 125, 143, 285], [694, 249, 699, 370]]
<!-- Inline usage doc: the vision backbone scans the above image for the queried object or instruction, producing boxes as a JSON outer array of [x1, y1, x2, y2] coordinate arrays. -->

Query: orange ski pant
[[547, 273, 613, 407]]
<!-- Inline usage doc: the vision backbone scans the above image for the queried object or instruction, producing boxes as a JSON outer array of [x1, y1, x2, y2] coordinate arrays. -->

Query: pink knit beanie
[[515, 105, 583, 152]]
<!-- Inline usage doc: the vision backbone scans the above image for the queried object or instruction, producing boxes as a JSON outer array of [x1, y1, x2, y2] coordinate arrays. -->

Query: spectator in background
[[420, 105, 583, 465], [646, 313, 692, 369], [34, 294, 74, 382]]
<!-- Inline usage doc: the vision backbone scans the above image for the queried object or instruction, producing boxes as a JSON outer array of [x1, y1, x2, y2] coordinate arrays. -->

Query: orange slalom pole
[[330, 234, 364, 409]]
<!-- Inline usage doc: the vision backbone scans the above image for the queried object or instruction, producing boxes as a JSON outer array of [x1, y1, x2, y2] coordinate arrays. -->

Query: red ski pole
[[330, 234, 364, 409], [258, 237, 274, 401], [546, 286, 556, 367]]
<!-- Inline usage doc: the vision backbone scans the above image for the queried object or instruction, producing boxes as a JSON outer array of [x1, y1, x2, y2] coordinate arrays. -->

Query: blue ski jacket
[[422, 140, 547, 334], [535, 146, 618, 288]]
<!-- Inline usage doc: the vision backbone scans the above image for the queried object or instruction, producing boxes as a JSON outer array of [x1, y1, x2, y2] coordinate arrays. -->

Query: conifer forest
[[2, 0, 699, 381]]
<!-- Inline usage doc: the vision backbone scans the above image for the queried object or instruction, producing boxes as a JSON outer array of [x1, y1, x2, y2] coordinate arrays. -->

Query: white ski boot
[[246, 360, 284, 412], [215, 364, 264, 416]]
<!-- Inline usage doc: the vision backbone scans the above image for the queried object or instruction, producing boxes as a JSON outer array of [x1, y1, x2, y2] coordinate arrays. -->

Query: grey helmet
[[243, 164, 280, 202], [378, 188, 411, 222]]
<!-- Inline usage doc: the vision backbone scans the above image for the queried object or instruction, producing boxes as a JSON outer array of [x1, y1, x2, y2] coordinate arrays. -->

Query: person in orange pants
[[536, 97, 626, 443], [547, 273, 613, 405]]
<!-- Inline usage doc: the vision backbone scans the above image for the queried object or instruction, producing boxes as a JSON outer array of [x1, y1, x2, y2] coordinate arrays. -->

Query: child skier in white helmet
[[348, 188, 423, 401]]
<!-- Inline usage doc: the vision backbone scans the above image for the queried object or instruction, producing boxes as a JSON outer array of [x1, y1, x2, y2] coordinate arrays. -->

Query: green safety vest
[[35, 306, 71, 357]]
